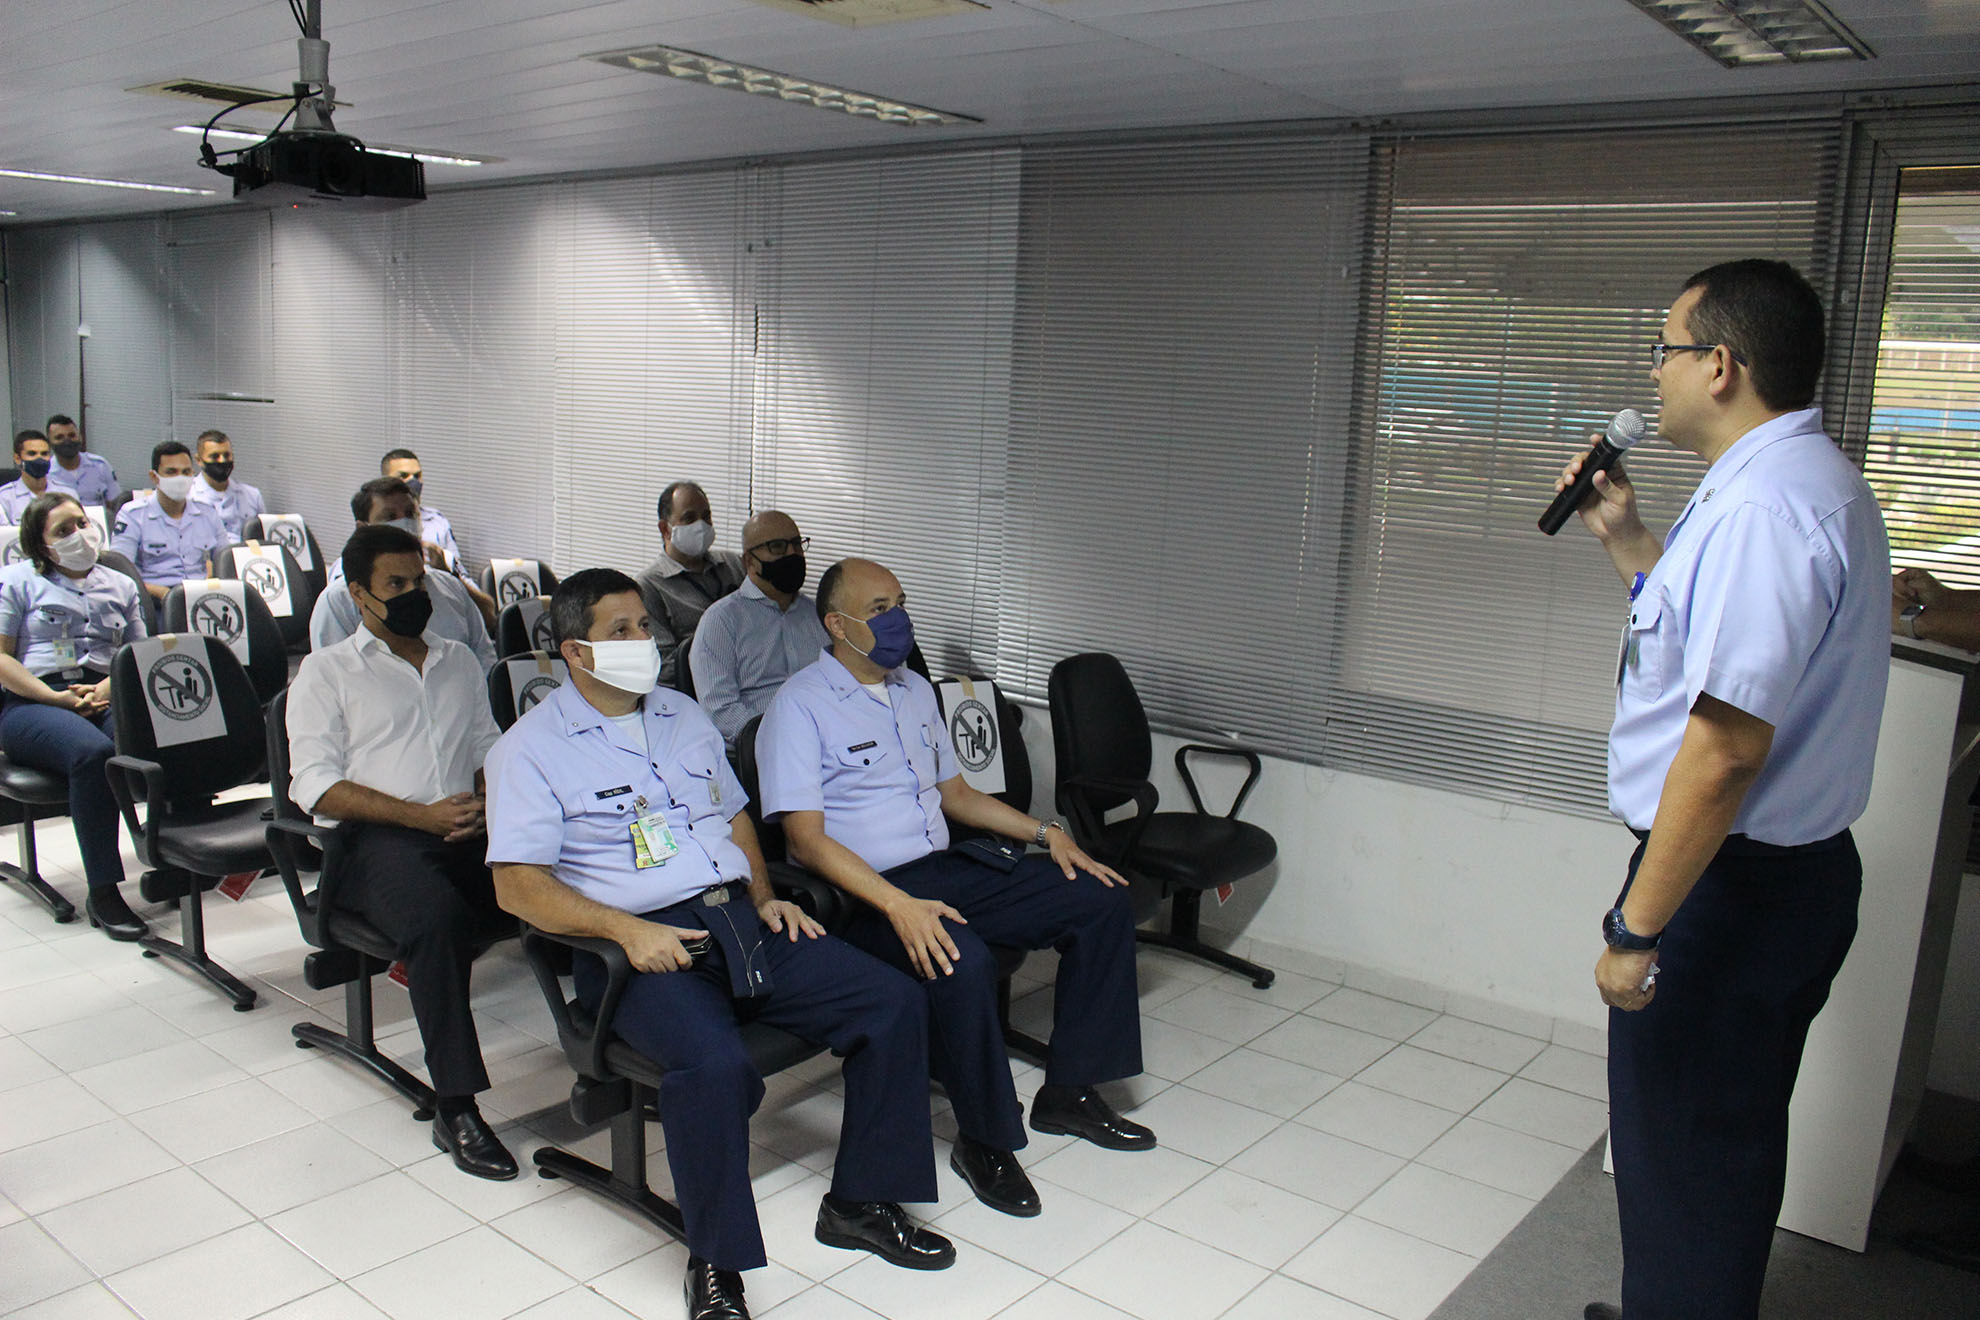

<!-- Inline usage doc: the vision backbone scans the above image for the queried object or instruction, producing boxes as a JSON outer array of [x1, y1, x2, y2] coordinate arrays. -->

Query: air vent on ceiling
[[128, 78, 347, 111], [745, 0, 986, 28]]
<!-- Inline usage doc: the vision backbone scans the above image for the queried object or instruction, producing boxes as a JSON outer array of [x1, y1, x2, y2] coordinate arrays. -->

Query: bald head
[[818, 558, 897, 624], [741, 510, 808, 603], [741, 510, 798, 552]]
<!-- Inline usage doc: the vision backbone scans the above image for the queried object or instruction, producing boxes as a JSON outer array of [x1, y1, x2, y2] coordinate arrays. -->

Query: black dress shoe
[[1584, 1304, 1622, 1319], [85, 888, 148, 942], [950, 1135, 1041, 1217], [684, 1257, 749, 1320], [815, 1196, 956, 1270], [431, 1108, 519, 1181], [1030, 1084, 1156, 1150]]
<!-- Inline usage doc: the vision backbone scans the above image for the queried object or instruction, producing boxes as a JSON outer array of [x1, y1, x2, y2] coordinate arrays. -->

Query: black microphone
[[1538, 409, 1648, 536]]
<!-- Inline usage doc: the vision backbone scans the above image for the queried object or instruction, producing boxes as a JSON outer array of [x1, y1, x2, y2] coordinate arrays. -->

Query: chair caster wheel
[[413, 1107, 435, 1122], [142, 949, 159, 959], [295, 1038, 314, 1049], [538, 1167, 560, 1181]]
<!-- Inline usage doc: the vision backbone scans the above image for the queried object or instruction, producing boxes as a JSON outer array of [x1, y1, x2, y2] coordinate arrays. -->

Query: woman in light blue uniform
[[0, 492, 149, 939]]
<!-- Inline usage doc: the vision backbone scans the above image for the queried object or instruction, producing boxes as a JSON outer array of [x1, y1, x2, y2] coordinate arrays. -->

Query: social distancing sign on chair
[[936, 678, 1006, 795], [132, 635, 227, 748], [259, 514, 313, 570], [517, 596, 554, 653], [229, 544, 293, 618], [184, 580, 252, 663], [3, 528, 25, 566], [490, 558, 540, 607], [505, 655, 568, 722]]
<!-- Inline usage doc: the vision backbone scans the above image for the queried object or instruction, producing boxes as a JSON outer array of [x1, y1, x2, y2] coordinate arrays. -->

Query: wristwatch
[[1032, 818, 1065, 848], [1603, 906, 1662, 951], [1901, 602, 1926, 640]]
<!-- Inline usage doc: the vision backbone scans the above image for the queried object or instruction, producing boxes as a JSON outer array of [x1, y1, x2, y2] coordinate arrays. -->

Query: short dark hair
[[45, 414, 76, 432], [352, 476, 414, 524], [20, 491, 85, 574], [380, 448, 419, 471], [656, 481, 706, 523], [342, 523, 424, 597], [814, 559, 849, 627], [1680, 259, 1826, 411], [195, 430, 229, 451], [13, 429, 46, 457], [550, 568, 643, 649], [150, 440, 191, 472]]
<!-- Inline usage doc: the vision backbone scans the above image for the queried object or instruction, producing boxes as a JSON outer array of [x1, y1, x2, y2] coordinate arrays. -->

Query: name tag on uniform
[[50, 637, 79, 667], [631, 812, 680, 869]]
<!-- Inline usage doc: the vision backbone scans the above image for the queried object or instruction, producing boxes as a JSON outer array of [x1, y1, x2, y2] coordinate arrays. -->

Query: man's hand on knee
[[884, 895, 967, 979]]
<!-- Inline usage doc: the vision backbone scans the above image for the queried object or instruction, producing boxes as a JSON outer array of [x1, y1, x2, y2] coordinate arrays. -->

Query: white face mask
[[50, 523, 102, 573], [580, 639, 661, 695], [382, 516, 422, 540], [156, 473, 196, 502], [670, 519, 715, 559]]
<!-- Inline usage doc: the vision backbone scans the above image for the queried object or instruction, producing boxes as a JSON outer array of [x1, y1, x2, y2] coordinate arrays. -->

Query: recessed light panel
[[0, 168, 215, 196], [1623, 0, 1875, 66], [588, 44, 979, 126]]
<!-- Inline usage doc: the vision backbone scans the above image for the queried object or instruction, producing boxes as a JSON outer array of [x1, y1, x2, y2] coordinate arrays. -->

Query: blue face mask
[[841, 606, 915, 670], [21, 458, 50, 480]]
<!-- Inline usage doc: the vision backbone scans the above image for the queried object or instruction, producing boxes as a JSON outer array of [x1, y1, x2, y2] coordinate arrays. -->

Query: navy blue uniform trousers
[[841, 851, 1143, 1153], [576, 904, 935, 1273], [1608, 832, 1860, 1320]]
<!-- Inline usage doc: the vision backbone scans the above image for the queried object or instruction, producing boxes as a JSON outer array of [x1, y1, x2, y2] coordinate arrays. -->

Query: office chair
[[479, 559, 558, 611], [215, 541, 317, 655], [106, 634, 272, 1010], [264, 688, 514, 1117], [1049, 652, 1279, 989], [494, 597, 554, 660], [486, 652, 571, 732], [672, 627, 696, 700], [95, 549, 157, 636], [248, 514, 329, 597], [162, 582, 287, 705], [0, 758, 77, 923]]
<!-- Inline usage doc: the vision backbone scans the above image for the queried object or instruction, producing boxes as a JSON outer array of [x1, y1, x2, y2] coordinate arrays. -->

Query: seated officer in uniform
[[758, 557, 1154, 1220], [486, 569, 952, 1320], [690, 511, 827, 746], [0, 492, 148, 939], [110, 441, 228, 601], [44, 414, 121, 507], [312, 478, 496, 672], [287, 523, 518, 1181], [637, 480, 744, 689], [188, 430, 266, 542], [1, 430, 55, 525]]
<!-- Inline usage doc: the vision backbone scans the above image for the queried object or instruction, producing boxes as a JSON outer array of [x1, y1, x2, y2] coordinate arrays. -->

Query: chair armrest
[[264, 817, 329, 933], [520, 925, 635, 1082], [104, 754, 164, 871], [1175, 744, 1264, 819], [767, 861, 846, 931], [1058, 773, 1158, 868]]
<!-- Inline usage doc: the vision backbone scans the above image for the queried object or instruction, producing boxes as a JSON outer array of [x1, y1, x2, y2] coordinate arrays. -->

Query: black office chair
[[0, 758, 77, 923], [494, 597, 554, 660], [264, 688, 512, 1117], [672, 628, 697, 700], [479, 559, 558, 611], [248, 515, 328, 597], [162, 582, 287, 706], [215, 541, 316, 655], [1049, 652, 1279, 989], [95, 548, 158, 636], [487, 652, 571, 732], [106, 635, 273, 1010]]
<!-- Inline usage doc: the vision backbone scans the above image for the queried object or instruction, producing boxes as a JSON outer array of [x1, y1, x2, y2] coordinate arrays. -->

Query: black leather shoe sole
[[949, 1146, 1041, 1217]]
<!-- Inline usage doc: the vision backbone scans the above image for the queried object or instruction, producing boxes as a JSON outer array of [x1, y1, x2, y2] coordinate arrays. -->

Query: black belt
[[1629, 827, 1852, 858]]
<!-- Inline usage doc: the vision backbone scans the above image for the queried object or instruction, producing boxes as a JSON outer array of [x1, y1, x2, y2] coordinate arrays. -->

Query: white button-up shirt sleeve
[[286, 652, 351, 815]]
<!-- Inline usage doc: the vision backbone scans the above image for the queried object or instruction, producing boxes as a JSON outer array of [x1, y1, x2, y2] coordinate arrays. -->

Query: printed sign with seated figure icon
[[936, 677, 1006, 796], [489, 558, 540, 608], [184, 580, 251, 663], [229, 544, 294, 618], [257, 514, 314, 571], [131, 635, 227, 748]]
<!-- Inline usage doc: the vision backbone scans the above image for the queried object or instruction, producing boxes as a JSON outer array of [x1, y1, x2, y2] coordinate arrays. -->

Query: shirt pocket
[[835, 741, 894, 776], [570, 782, 639, 850], [673, 739, 729, 822], [30, 603, 85, 646], [905, 721, 941, 787], [1621, 590, 1673, 700]]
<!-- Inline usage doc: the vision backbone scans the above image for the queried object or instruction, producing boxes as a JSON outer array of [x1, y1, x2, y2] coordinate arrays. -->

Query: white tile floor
[[0, 827, 1610, 1320]]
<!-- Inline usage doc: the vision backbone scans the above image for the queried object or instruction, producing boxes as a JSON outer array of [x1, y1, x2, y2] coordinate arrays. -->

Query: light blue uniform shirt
[[690, 578, 831, 743], [0, 559, 147, 678], [310, 555, 496, 672], [110, 496, 229, 586], [485, 678, 752, 914], [0, 480, 48, 525], [758, 650, 952, 874], [189, 474, 267, 542], [1609, 408, 1890, 845], [421, 505, 462, 573], [47, 453, 121, 506]]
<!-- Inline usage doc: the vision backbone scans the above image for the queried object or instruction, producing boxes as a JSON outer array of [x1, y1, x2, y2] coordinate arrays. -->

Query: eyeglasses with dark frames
[[1652, 342, 1747, 370], [746, 535, 811, 559]]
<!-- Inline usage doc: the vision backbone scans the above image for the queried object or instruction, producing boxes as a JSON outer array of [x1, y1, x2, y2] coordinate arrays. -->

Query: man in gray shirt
[[636, 480, 744, 688], [690, 510, 826, 745]]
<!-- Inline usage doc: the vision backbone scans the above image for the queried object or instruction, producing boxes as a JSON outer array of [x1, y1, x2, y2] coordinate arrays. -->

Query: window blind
[[165, 211, 277, 502], [77, 220, 172, 478], [4, 227, 82, 435]]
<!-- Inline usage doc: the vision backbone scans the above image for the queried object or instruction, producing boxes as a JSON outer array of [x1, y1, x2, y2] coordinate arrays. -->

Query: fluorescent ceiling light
[[0, 168, 214, 196], [1622, 0, 1874, 66], [588, 44, 978, 126], [170, 125, 491, 167]]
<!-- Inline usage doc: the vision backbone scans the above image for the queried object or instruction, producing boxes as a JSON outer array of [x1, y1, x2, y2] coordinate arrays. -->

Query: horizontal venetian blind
[[1345, 121, 1843, 815]]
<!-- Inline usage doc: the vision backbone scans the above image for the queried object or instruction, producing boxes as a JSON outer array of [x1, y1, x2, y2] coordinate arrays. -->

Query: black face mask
[[369, 587, 433, 638], [20, 458, 50, 480], [52, 441, 82, 462], [758, 553, 807, 596], [203, 459, 234, 483]]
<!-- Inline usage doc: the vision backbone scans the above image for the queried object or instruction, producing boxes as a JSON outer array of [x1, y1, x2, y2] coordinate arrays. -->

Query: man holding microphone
[[1556, 259, 1889, 1320]]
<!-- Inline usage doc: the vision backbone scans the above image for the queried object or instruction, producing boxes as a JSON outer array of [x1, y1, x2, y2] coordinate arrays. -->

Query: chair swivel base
[[1138, 887, 1275, 989], [292, 1022, 437, 1120], [139, 881, 257, 1011], [0, 861, 76, 924], [534, 1144, 689, 1241]]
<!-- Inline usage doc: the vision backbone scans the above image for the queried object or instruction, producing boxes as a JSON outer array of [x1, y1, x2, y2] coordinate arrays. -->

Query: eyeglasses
[[746, 536, 810, 559], [1652, 342, 1747, 371]]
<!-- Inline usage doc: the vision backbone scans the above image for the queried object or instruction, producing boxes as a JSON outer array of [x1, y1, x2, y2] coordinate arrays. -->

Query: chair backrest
[[249, 514, 327, 596], [734, 714, 787, 862], [488, 651, 571, 731], [1048, 652, 1154, 814], [111, 633, 268, 797], [674, 626, 697, 699], [266, 688, 306, 822], [495, 596, 554, 658], [162, 580, 287, 705], [95, 548, 158, 636], [480, 558, 559, 609], [215, 541, 316, 651]]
